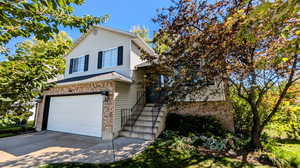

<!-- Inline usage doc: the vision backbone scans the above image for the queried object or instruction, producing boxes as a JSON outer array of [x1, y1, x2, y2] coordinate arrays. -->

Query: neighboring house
[[35, 26, 234, 140]]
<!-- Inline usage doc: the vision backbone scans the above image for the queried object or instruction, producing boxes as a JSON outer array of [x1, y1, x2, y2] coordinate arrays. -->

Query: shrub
[[0, 114, 29, 128], [165, 113, 228, 137], [196, 135, 227, 151], [230, 88, 253, 135]]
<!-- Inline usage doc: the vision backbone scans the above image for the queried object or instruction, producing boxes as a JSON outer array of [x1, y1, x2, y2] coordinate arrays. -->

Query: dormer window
[[69, 55, 89, 74]]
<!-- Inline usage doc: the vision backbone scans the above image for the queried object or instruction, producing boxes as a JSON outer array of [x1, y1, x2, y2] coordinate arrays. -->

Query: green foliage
[[165, 113, 227, 137], [0, 133, 17, 138], [0, 32, 72, 119], [196, 135, 227, 151], [263, 138, 300, 168], [0, 0, 109, 49], [230, 87, 253, 135], [266, 84, 300, 139], [0, 114, 27, 128], [0, 120, 35, 138], [232, 81, 300, 139], [164, 114, 251, 151], [131, 25, 152, 44]]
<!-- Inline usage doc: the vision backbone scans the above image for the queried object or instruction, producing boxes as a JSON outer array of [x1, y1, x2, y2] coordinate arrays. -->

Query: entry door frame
[[146, 74, 166, 103], [41, 91, 108, 131]]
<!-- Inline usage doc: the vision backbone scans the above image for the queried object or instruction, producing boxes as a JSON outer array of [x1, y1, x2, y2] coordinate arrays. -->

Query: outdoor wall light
[[34, 96, 42, 103]]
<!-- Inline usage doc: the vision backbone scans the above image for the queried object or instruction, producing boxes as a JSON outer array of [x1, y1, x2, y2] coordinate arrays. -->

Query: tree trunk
[[250, 125, 262, 149], [250, 106, 262, 149]]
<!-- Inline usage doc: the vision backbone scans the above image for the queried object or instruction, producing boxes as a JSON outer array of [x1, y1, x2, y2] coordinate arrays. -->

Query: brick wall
[[35, 81, 115, 140], [169, 101, 234, 131]]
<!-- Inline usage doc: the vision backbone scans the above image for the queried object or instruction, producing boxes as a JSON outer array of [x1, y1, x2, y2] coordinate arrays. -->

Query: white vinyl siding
[[65, 28, 132, 79], [114, 70, 145, 135], [130, 43, 145, 70]]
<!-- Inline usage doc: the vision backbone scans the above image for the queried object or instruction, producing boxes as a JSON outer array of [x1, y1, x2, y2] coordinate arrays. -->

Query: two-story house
[[35, 26, 234, 140]]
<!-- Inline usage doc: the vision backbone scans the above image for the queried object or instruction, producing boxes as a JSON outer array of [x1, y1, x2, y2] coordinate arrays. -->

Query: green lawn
[[267, 139, 300, 168], [41, 157, 266, 168], [263, 125, 300, 168], [0, 133, 18, 138], [0, 120, 35, 138]]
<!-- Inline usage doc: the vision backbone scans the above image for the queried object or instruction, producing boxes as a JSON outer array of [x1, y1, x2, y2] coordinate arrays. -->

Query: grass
[[264, 125, 300, 167], [0, 133, 17, 138], [0, 120, 35, 138], [41, 157, 264, 168], [267, 139, 300, 168]]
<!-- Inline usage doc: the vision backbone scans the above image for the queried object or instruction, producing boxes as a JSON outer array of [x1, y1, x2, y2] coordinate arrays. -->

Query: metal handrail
[[151, 90, 167, 137], [121, 91, 145, 130]]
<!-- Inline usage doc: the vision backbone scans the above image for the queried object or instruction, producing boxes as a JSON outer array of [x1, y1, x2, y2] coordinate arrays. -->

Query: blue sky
[[1, 0, 171, 61], [67, 0, 172, 40]]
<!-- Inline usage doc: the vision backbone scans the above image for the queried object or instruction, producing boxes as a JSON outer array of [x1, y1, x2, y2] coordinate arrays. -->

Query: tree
[[265, 82, 300, 139], [144, 0, 299, 149], [131, 25, 152, 44], [0, 32, 72, 121], [231, 81, 300, 138], [0, 0, 109, 52], [0, 0, 108, 123]]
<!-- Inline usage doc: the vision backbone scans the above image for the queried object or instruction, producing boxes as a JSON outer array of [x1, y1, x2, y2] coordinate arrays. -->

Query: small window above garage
[[69, 55, 89, 74]]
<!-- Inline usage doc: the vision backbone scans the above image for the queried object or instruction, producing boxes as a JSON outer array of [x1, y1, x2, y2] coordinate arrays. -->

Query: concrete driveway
[[0, 131, 151, 168]]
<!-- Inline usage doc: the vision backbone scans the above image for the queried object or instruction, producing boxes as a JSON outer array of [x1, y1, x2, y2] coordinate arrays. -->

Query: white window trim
[[102, 47, 119, 68], [71, 56, 85, 74]]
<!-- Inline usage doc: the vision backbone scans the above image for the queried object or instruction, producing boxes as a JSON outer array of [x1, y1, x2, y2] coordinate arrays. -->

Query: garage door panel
[[47, 94, 103, 137]]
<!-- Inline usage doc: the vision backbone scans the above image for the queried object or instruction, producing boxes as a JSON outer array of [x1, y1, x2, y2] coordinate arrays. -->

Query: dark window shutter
[[84, 55, 89, 71], [69, 58, 74, 74], [117, 46, 123, 65], [98, 51, 103, 69]]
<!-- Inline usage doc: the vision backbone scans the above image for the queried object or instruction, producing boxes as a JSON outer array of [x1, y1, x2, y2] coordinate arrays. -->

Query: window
[[98, 46, 123, 69], [102, 48, 118, 68], [69, 55, 89, 74]]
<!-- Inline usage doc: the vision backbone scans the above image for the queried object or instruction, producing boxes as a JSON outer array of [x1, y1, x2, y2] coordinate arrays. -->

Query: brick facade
[[35, 80, 234, 140], [35, 81, 115, 140], [169, 101, 234, 131]]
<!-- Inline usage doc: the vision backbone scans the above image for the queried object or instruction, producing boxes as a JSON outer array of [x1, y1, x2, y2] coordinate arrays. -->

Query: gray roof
[[56, 71, 130, 84]]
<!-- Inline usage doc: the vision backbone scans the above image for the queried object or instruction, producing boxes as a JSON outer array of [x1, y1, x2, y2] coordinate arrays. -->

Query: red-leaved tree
[[143, 0, 299, 149]]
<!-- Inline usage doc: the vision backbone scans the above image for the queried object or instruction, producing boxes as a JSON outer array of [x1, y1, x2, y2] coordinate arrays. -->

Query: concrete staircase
[[119, 104, 166, 140]]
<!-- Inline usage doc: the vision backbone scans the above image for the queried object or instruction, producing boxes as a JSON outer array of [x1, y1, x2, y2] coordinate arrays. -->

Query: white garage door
[[47, 94, 104, 137]]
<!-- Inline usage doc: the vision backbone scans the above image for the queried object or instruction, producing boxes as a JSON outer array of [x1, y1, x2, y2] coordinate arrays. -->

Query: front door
[[146, 75, 165, 103]]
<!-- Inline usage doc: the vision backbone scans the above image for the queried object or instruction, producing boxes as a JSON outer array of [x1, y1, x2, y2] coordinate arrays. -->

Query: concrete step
[[119, 131, 154, 140], [144, 104, 155, 107], [131, 113, 163, 118], [143, 106, 154, 111], [123, 125, 158, 133], [133, 120, 160, 127], [125, 119, 161, 127], [138, 115, 163, 121], [141, 110, 164, 116], [125, 120, 160, 127]]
